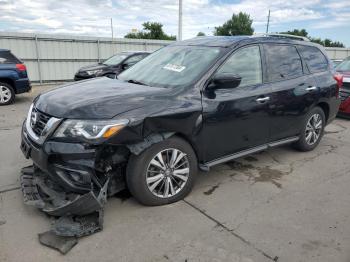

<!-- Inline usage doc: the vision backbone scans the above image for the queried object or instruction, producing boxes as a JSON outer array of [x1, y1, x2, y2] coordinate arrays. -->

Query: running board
[[199, 136, 299, 171]]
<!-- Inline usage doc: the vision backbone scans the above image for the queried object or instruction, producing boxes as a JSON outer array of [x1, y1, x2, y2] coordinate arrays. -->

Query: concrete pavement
[[0, 84, 349, 261]]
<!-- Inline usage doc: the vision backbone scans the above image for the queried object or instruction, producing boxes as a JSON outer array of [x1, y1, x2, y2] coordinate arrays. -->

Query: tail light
[[334, 73, 343, 98], [16, 63, 27, 71]]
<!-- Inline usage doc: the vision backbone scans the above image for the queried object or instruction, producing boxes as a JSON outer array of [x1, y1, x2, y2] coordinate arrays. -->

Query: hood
[[79, 64, 108, 72], [35, 78, 172, 119]]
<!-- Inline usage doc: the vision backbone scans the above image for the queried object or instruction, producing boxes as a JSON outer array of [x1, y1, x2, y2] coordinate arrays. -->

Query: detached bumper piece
[[20, 166, 108, 254]]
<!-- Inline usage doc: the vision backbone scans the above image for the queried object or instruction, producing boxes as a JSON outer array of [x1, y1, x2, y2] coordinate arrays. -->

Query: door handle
[[256, 97, 270, 103], [305, 86, 317, 91]]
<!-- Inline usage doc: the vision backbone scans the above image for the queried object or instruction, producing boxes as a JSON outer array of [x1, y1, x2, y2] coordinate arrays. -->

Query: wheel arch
[[0, 78, 15, 89], [316, 102, 330, 122], [170, 132, 200, 162]]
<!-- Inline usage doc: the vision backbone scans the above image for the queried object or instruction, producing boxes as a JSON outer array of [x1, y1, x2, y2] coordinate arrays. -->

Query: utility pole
[[266, 10, 271, 34], [110, 18, 114, 40], [178, 0, 183, 41]]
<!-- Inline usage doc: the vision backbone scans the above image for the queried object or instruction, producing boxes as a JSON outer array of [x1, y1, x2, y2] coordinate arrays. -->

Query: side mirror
[[208, 73, 242, 90]]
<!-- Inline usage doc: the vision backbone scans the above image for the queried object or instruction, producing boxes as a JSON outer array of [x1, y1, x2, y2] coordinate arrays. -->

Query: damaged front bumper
[[20, 166, 107, 217], [19, 121, 128, 242], [20, 166, 106, 237], [20, 121, 127, 196]]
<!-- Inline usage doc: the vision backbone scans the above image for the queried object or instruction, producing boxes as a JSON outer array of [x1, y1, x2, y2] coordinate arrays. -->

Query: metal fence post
[[34, 35, 42, 84], [97, 39, 100, 63]]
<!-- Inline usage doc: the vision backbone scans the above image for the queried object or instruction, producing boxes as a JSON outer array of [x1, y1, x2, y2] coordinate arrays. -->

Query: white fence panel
[[0, 32, 172, 82], [0, 32, 349, 83]]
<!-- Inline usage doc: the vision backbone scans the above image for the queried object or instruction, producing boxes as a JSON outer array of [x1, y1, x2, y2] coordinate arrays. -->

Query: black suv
[[21, 36, 341, 209], [74, 51, 150, 80], [0, 49, 31, 105]]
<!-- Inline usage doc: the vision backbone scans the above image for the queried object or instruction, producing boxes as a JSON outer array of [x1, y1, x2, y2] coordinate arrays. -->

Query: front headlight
[[53, 119, 129, 141], [86, 69, 103, 76]]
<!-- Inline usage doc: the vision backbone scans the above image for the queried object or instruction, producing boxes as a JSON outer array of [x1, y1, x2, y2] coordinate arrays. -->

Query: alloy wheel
[[146, 148, 190, 198], [305, 113, 323, 145], [0, 85, 12, 104]]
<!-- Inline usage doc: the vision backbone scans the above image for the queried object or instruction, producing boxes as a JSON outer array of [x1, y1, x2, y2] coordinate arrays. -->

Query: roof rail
[[254, 33, 310, 42]]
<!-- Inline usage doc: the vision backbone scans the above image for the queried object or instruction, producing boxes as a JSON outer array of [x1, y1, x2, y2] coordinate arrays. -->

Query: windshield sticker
[[163, 64, 186, 72]]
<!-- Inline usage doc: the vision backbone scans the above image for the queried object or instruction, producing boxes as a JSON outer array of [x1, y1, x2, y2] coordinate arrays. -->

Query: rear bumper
[[15, 78, 31, 94], [338, 89, 350, 115]]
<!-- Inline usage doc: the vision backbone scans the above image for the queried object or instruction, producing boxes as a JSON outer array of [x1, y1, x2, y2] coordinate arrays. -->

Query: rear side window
[[0, 51, 20, 64], [264, 44, 303, 82], [298, 46, 328, 73]]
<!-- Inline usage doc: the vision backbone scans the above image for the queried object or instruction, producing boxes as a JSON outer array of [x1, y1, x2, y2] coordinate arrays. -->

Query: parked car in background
[[0, 49, 31, 105], [74, 51, 150, 81], [21, 35, 341, 209], [332, 59, 343, 68], [336, 57, 350, 117]]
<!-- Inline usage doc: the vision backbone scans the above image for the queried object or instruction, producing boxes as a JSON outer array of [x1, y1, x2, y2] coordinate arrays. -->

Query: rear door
[[264, 43, 319, 141]]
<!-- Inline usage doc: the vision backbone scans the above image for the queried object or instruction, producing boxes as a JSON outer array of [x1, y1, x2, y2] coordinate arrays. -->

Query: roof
[[0, 49, 9, 52], [176, 36, 250, 47], [174, 35, 317, 48], [120, 51, 151, 54]]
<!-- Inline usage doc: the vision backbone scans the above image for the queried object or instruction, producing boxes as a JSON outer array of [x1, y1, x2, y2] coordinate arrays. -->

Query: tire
[[0, 82, 15, 105], [294, 106, 325, 152], [126, 136, 198, 206]]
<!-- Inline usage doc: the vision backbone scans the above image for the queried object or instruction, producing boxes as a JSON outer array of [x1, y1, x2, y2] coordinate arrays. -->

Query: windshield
[[118, 45, 222, 88], [336, 58, 350, 71], [103, 54, 128, 65]]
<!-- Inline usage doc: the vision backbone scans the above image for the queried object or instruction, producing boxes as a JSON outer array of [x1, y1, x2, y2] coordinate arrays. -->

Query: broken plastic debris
[[38, 231, 78, 254], [52, 210, 104, 237], [21, 166, 108, 254]]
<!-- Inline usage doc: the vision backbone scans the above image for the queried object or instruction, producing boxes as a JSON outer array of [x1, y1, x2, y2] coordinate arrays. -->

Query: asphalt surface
[[0, 84, 350, 262]]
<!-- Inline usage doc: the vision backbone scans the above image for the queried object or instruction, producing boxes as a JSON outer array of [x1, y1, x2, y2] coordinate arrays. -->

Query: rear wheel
[[0, 82, 15, 105], [294, 106, 325, 151], [126, 136, 197, 206]]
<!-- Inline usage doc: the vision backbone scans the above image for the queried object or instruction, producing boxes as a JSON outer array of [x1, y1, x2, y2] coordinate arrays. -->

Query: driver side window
[[217, 45, 262, 88]]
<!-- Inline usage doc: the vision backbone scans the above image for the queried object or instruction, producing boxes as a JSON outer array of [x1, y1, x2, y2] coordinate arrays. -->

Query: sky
[[0, 0, 349, 46]]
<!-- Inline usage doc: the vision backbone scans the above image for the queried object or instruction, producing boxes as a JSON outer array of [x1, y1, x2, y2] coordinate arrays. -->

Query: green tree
[[279, 28, 345, 47], [125, 22, 176, 40], [280, 29, 308, 37], [197, 32, 206, 36], [214, 12, 254, 36]]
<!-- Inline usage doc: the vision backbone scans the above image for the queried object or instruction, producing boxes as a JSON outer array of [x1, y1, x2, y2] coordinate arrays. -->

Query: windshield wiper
[[127, 79, 147, 86]]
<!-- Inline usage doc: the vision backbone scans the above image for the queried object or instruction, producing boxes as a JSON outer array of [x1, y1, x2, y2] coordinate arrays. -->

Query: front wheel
[[294, 106, 325, 151], [126, 136, 198, 206]]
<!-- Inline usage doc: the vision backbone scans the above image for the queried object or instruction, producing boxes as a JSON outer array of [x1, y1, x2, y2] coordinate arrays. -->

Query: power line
[[110, 18, 114, 40], [178, 0, 183, 41], [266, 10, 271, 33]]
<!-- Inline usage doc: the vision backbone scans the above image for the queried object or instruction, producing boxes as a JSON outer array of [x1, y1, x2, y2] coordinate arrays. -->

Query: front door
[[200, 45, 272, 162]]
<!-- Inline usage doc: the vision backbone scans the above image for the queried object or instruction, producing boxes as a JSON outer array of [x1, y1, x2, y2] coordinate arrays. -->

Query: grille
[[30, 107, 51, 137]]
